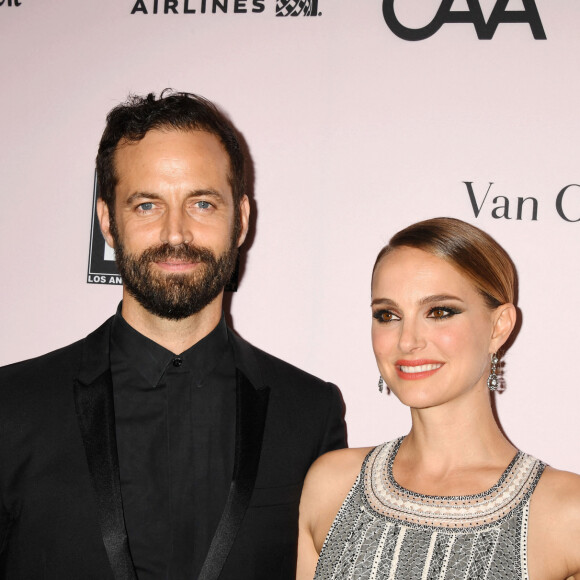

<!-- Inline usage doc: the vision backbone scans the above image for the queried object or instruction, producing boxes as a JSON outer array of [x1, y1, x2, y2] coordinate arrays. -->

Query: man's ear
[[490, 303, 517, 353], [236, 195, 250, 248], [96, 198, 116, 249]]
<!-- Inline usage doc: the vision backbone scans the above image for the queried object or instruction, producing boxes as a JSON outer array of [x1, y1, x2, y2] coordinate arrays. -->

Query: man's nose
[[160, 208, 192, 246]]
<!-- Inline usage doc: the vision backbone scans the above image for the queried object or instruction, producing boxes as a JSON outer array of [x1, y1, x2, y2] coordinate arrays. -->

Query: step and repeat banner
[[1, 1, 579, 472]]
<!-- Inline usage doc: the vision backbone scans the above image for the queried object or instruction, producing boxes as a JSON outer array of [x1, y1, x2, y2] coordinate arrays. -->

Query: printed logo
[[130, 0, 265, 15], [87, 173, 241, 288], [128, 0, 323, 16], [463, 181, 580, 223], [0, 0, 23, 6], [87, 174, 122, 285], [276, 0, 319, 17], [383, 0, 546, 41]]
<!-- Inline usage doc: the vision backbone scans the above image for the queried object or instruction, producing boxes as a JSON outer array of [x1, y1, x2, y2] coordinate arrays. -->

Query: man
[[0, 91, 346, 580]]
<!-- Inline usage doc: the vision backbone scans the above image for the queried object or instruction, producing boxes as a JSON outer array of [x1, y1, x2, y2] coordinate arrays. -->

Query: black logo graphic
[[87, 174, 122, 285], [0, 0, 22, 6], [87, 173, 240, 289], [464, 181, 580, 223], [131, 0, 265, 15], [556, 184, 580, 223], [383, 0, 546, 41], [276, 0, 319, 17]]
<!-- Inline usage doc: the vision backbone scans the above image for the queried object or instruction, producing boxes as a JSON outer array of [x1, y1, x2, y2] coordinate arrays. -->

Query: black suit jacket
[[0, 317, 346, 579]]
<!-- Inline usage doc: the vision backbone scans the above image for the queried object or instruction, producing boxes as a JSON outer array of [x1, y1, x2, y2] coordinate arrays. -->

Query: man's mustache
[[139, 243, 217, 264]]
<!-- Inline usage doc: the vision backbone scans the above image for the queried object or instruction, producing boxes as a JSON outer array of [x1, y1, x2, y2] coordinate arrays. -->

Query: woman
[[297, 218, 580, 579]]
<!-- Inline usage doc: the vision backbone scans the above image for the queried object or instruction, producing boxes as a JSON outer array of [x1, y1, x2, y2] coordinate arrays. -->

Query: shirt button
[[172, 357, 183, 367]]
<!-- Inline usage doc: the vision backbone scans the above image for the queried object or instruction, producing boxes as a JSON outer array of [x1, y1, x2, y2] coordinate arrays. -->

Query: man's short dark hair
[[96, 90, 246, 213]]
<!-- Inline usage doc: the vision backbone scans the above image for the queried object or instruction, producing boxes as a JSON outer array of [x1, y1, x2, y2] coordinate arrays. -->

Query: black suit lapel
[[74, 319, 137, 580], [198, 368, 270, 580]]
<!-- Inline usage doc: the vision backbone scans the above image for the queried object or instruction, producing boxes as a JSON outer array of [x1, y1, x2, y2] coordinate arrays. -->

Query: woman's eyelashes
[[372, 309, 401, 323], [427, 306, 462, 320], [372, 306, 462, 323]]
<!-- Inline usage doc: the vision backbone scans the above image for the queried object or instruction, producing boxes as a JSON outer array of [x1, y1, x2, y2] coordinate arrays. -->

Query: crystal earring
[[378, 376, 385, 393], [487, 353, 499, 391]]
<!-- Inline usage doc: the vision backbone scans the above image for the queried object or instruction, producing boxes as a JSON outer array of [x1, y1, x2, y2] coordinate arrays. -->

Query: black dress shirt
[[110, 308, 236, 580]]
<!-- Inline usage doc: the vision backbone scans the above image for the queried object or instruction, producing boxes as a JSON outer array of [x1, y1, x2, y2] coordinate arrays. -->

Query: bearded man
[[0, 91, 346, 580]]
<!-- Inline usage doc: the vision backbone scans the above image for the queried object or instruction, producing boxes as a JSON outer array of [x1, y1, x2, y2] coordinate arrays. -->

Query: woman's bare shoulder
[[534, 465, 580, 511], [307, 447, 374, 482], [529, 465, 580, 577], [301, 447, 374, 509], [300, 447, 375, 551]]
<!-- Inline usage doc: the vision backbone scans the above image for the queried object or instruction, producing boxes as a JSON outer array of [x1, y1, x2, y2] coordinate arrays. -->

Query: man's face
[[98, 129, 249, 320]]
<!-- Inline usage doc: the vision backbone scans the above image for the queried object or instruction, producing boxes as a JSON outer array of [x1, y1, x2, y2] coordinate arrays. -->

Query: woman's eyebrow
[[370, 298, 398, 308], [419, 294, 463, 305], [370, 295, 464, 308]]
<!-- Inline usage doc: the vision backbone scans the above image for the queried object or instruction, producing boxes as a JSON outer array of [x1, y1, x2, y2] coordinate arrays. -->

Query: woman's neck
[[393, 386, 517, 495]]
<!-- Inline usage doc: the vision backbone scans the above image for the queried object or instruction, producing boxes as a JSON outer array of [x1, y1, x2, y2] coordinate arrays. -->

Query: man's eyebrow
[[125, 189, 226, 205], [185, 188, 226, 202], [125, 192, 161, 205], [370, 295, 464, 307]]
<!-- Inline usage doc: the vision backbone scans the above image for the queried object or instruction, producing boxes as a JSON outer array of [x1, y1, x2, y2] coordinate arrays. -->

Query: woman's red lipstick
[[395, 359, 444, 380]]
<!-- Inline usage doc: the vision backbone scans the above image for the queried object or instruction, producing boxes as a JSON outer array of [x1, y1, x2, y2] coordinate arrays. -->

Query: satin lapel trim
[[74, 370, 137, 580], [198, 369, 270, 580]]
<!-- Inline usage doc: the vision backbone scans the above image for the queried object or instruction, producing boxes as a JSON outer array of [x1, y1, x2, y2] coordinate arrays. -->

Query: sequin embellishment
[[314, 438, 545, 580]]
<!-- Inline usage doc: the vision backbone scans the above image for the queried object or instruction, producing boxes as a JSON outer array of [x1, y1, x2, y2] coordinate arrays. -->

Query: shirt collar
[[110, 303, 229, 389]]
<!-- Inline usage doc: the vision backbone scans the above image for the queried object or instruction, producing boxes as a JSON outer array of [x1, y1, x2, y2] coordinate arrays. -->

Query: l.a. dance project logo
[[276, 0, 320, 17], [87, 174, 122, 285]]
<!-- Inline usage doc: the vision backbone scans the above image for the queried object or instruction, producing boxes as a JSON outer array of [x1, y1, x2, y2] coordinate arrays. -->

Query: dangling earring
[[487, 353, 499, 391], [378, 376, 385, 393]]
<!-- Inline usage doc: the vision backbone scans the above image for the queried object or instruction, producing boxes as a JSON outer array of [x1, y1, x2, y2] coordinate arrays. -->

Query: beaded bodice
[[314, 438, 545, 580]]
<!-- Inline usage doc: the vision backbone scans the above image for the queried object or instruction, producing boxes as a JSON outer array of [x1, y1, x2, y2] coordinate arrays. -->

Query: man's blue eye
[[197, 201, 211, 209], [139, 202, 154, 211]]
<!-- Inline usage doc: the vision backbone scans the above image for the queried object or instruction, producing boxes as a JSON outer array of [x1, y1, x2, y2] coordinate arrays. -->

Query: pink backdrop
[[1, 0, 579, 473]]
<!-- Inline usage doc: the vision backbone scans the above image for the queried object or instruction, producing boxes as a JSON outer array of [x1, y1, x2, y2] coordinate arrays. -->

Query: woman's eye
[[373, 310, 400, 323], [428, 307, 459, 320]]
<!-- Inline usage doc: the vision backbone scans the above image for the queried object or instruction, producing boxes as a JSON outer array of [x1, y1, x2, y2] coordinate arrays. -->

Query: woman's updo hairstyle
[[372, 217, 516, 308]]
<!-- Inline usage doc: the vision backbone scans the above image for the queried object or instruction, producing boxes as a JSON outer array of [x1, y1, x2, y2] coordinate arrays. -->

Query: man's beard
[[112, 232, 238, 321]]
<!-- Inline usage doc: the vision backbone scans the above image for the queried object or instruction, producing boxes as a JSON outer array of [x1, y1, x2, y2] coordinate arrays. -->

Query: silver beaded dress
[[314, 438, 545, 580]]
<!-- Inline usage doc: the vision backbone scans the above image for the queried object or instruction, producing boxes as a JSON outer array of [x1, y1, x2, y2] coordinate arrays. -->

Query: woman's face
[[371, 246, 510, 410]]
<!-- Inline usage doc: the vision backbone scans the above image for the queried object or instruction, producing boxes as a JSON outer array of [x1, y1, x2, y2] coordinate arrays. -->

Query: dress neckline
[[362, 438, 544, 530], [386, 436, 521, 501]]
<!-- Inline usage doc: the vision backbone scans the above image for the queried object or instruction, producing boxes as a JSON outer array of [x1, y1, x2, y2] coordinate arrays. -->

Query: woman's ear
[[490, 303, 517, 353]]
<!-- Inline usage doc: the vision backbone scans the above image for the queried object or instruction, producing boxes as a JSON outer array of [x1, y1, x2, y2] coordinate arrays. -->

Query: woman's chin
[[390, 384, 451, 410]]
